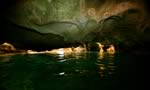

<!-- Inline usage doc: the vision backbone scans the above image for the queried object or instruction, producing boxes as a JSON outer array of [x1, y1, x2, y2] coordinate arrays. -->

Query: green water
[[0, 52, 141, 90]]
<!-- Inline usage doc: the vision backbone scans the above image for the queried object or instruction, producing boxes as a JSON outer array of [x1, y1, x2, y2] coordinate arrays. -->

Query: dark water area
[[0, 52, 147, 90]]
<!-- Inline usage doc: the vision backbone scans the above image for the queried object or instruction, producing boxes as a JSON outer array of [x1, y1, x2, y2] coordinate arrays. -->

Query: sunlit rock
[[46, 46, 86, 56], [96, 42, 104, 53], [25, 45, 86, 56], [0, 42, 16, 52], [106, 45, 116, 54], [26, 50, 45, 54], [96, 42, 115, 54], [72, 46, 86, 52]]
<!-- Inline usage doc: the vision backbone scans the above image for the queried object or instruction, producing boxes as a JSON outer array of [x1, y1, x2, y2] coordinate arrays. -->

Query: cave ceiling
[[0, 0, 150, 51]]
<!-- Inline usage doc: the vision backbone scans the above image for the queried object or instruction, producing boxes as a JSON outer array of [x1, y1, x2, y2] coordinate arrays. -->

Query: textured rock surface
[[0, 0, 150, 51], [8, 0, 82, 26]]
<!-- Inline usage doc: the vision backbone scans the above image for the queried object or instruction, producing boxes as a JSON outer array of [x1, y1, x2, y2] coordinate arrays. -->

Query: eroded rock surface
[[0, 0, 150, 52]]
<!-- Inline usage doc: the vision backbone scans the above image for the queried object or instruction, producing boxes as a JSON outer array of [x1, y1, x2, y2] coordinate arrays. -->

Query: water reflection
[[97, 51, 104, 59], [97, 52, 116, 78], [0, 54, 15, 62], [0, 51, 133, 90]]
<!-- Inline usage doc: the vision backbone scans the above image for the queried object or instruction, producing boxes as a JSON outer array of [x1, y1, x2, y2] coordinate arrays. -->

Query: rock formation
[[0, 42, 16, 52], [0, 0, 150, 52]]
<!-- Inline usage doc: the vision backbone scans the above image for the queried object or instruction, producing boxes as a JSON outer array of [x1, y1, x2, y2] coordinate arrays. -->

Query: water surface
[[0, 52, 141, 90]]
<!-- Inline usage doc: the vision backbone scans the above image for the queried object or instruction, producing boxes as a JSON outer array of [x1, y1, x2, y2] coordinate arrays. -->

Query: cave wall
[[2, 0, 148, 31], [6, 0, 81, 27], [0, 0, 150, 51]]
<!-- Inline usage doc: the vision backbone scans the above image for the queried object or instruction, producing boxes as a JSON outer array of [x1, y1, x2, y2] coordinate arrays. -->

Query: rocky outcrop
[[0, 42, 16, 52]]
